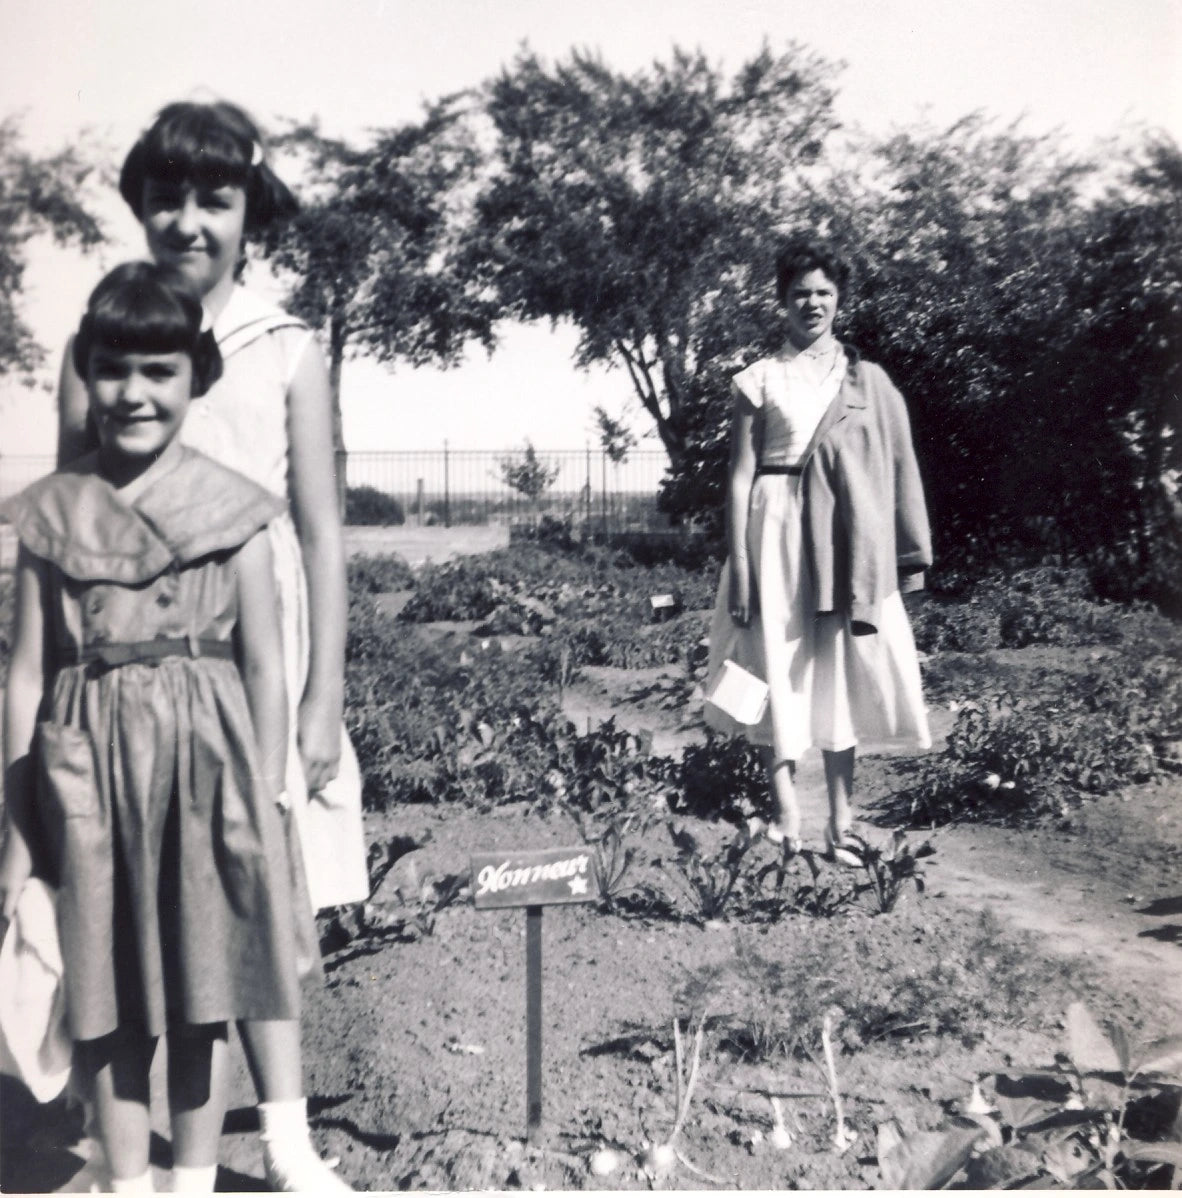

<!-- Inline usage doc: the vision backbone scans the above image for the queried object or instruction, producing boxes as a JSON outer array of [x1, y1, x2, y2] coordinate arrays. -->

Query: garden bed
[[3, 548, 1181, 1191]]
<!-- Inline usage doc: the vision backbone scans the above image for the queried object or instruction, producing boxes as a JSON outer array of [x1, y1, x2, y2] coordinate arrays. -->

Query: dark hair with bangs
[[119, 100, 298, 233], [73, 261, 223, 395], [774, 234, 852, 306]]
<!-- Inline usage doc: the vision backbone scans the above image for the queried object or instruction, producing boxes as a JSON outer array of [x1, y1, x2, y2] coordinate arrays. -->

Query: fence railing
[[0, 448, 673, 531], [346, 446, 670, 529]]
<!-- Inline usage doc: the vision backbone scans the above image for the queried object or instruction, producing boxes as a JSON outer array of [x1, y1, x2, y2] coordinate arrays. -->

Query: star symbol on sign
[[568, 875, 589, 896]]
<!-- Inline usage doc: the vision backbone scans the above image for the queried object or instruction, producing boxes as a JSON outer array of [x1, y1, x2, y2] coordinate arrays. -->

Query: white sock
[[172, 1163, 218, 1192], [110, 1169, 154, 1193], [258, 1097, 311, 1146]]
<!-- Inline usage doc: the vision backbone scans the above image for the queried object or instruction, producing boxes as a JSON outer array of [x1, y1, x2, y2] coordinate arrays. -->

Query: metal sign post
[[525, 905, 543, 1140], [471, 846, 598, 1145]]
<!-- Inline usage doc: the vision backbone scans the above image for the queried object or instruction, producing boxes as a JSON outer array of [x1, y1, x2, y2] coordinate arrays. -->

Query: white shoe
[[263, 1140, 352, 1192]]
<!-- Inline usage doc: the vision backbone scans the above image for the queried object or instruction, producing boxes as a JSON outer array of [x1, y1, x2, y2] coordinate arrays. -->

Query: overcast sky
[[3, 0, 1178, 455]]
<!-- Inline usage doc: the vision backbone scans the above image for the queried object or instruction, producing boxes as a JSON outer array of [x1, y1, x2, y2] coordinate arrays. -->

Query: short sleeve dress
[[704, 342, 931, 761], [179, 287, 369, 912], [1, 448, 302, 1042]]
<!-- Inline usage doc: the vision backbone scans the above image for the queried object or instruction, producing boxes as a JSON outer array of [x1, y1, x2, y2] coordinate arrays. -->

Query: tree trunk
[[329, 313, 347, 518]]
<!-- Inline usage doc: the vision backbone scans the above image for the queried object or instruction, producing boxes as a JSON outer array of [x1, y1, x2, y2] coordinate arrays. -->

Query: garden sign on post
[[470, 845, 598, 1145]]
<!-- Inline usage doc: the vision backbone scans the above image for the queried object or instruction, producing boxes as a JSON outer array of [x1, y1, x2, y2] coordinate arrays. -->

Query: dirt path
[[563, 663, 1182, 1029]]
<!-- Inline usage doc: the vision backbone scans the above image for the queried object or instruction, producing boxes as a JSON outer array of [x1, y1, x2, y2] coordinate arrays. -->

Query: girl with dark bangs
[[3, 262, 301, 1192], [57, 101, 360, 1192]]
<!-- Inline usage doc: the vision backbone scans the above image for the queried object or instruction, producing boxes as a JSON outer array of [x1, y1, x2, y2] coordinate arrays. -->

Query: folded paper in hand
[[704, 658, 769, 725]]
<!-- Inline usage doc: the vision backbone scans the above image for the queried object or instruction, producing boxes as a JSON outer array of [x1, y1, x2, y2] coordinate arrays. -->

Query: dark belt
[[59, 638, 236, 672], [756, 464, 803, 476]]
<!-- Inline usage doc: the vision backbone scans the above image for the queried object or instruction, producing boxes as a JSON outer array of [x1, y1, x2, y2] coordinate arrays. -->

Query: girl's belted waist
[[756, 463, 804, 477], [56, 638, 236, 673]]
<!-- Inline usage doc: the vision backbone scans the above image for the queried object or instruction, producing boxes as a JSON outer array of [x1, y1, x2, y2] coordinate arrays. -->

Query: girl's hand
[[729, 559, 756, 626], [297, 692, 341, 794]]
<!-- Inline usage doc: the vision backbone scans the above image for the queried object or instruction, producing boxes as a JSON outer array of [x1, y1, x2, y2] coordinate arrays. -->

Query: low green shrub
[[344, 484, 406, 526], [911, 567, 1139, 655], [347, 553, 415, 594], [397, 559, 504, 623], [346, 600, 566, 808], [909, 593, 1000, 654], [552, 609, 710, 670], [897, 649, 1182, 825], [988, 566, 1133, 648], [673, 732, 770, 825], [348, 595, 683, 813], [394, 543, 717, 674]]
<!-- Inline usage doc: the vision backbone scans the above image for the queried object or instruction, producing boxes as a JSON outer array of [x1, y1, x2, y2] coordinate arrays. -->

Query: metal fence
[[0, 448, 673, 531], [347, 446, 670, 529]]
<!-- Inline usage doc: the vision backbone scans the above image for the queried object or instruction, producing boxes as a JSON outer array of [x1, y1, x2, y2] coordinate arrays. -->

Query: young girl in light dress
[[0, 262, 302, 1191], [705, 236, 931, 855], [57, 100, 363, 1190]]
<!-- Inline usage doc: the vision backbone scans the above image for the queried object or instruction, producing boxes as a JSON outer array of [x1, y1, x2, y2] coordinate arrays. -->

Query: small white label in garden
[[704, 658, 769, 725]]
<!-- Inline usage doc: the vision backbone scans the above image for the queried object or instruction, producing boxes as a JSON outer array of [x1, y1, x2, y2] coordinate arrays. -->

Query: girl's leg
[[77, 1029, 155, 1187], [167, 1024, 230, 1172], [822, 746, 856, 842], [237, 1019, 303, 1102], [758, 747, 801, 848], [239, 1020, 351, 1191]]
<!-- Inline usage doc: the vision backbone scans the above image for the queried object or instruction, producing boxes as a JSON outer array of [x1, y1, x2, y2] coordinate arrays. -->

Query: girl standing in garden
[[1, 262, 303, 1192], [704, 235, 931, 856], [56, 100, 363, 1191]]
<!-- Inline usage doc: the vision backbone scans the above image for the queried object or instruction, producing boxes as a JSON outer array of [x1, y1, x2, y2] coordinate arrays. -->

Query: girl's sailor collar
[[0, 447, 284, 585]]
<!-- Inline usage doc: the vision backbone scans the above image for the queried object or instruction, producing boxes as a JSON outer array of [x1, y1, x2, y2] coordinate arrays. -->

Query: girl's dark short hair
[[119, 100, 298, 233], [774, 235, 852, 305], [73, 261, 223, 396]]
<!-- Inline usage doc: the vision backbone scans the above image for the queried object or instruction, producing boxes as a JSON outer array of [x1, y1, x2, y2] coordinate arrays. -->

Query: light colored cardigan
[[796, 347, 932, 633]]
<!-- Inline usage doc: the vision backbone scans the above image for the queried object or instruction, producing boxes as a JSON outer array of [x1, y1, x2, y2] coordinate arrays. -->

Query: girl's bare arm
[[285, 336, 347, 793], [234, 530, 289, 803], [1, 548, 49, 922], [726, 386, 759, 624]]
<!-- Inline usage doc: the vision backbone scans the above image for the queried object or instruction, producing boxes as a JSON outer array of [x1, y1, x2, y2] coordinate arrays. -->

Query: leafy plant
[[561, 810, 645, 913], [318, 836, 468, 951], [827, 830, 934, 914], [878, 1001, 1182, 1189], [753, 841, 858, 920], [661, 821, 757, 924]]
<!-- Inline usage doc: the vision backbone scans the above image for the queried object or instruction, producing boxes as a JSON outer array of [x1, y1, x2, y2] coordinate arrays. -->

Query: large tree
[[0, 116, 104, 378], [827, 119, 1181, 593], [1062, 136, 1182, 603], [258, 97, 496, 467], [827, 115, 1101, 565], [462, 44, 842, 471]]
